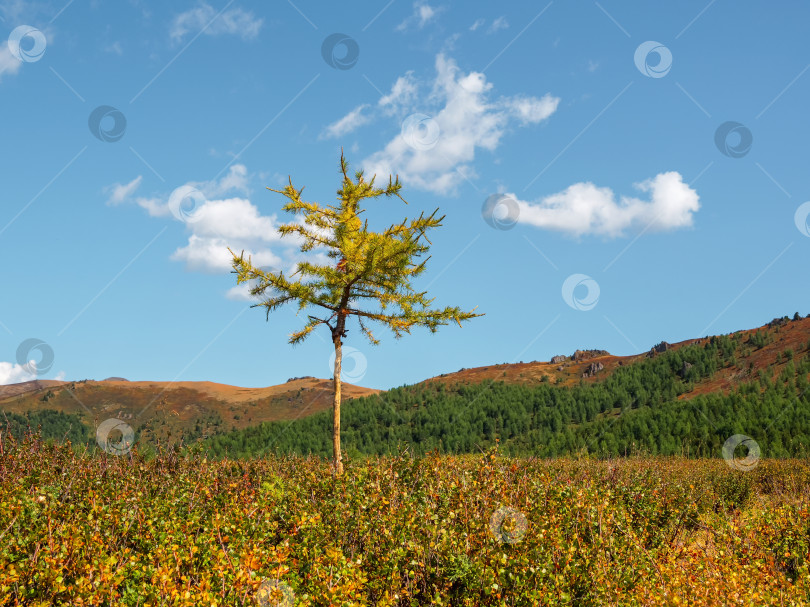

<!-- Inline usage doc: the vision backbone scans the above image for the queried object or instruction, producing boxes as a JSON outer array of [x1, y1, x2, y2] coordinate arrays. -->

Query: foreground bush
[[1, 435, 809, 606]]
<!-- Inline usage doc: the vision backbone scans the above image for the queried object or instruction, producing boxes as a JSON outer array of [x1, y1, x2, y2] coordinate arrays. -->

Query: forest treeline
[[193, 329, 810, 459], [0, 409, 89, 445], [4, 322, 810, 460]]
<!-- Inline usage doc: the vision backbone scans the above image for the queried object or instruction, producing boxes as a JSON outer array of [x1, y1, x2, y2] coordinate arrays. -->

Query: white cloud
[[171, 3, 263, 43], [417, 3, 437, 26], [487, 16, 509, 33], [506, 94, 560, 125], [357, 54, 560, 194], [225, 283, 258, 301], [135, 197, 172, 218], [0, 361, 35, 385], [106, 165, 249, 220], [198, 164, 249, 198], [105, 175, 170, 218], [170, 197, 285, 273], [396, 1, 440, 31], [0, 43, 22, 82], [469, 17, 509, 34], [106, 176, 143, 205], [320, 73, 422, 138], [105, 166, 312, 283], [320, 104, 372, 139], [378, 73, 418, 114], [512, 171, 700, 237]]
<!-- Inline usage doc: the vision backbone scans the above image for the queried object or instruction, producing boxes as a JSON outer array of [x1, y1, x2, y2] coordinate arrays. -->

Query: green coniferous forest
[[1, 409, 90, 446], [4, 325, 809, 462], [191, 331, 810, 460]]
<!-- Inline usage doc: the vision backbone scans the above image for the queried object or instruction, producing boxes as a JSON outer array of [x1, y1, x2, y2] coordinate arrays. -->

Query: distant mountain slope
[[0, 377, 378, 447], [3, 314, 808, 457], [422, 315, 810, 398], [0, 380, 68, 401], [196, 314, 810, 459]]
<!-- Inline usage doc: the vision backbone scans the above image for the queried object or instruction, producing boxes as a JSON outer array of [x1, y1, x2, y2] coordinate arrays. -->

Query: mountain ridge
[[2, 313, 808, 452]]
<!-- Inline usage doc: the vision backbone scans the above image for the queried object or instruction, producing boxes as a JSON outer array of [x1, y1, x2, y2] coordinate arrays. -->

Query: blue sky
[[1, 0, 808, 390]]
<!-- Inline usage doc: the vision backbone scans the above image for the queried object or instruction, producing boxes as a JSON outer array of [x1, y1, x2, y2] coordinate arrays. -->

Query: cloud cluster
[[488, 16, 509, 33], [106, 165, 250, 218], [320, 104, 373, 140], [171, 3, 263, 43], [169, 196, 284, 274], [396, 1, 441, 31], [105, 166, 327, 300], [510, 171, 700, 237], [469, 17, 509, 33], [319, 55, 699, 234], [323, 54, 560, 195], [0, 361, 65, 385], [0, 361, 35, 385]]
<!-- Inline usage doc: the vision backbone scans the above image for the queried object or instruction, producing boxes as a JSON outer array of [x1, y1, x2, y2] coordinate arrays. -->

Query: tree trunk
[[332, 337, 344, 476]]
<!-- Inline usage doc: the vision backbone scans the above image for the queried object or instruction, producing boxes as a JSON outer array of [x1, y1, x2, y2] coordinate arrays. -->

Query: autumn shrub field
[[2, 435, 810, 606]]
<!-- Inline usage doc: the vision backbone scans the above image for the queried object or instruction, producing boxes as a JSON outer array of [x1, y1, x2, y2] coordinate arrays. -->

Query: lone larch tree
[[231, 152, 481, 475]]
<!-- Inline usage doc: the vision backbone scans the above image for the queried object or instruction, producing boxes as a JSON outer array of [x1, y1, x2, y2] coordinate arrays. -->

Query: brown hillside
[[2, 314, 807, 446], [0, 380, 68, 400], [0, 377, 378, 445], [422, 316, 810, 398], [678, 315, 810, 399]]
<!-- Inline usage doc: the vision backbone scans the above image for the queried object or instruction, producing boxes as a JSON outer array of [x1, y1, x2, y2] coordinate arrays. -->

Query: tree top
[[231, 151, 482, 346]]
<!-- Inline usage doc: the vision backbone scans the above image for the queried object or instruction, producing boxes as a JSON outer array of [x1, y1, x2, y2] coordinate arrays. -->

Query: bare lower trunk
[[332, 338, 343, 476]]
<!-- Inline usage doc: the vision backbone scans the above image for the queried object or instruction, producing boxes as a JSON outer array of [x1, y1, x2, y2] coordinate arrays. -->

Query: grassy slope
[[0, 377, 377, 446]]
